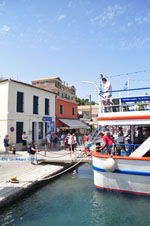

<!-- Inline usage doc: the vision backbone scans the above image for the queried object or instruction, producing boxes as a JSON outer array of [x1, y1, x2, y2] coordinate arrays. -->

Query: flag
[[124, 81, 128, 90]]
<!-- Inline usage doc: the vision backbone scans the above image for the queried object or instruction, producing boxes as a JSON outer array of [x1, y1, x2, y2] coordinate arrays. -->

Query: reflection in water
[[0, 163, 150, 226]]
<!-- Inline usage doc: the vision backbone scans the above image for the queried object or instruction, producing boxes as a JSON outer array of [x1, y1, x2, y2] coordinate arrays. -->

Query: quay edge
[[0, 162, 80, 211]]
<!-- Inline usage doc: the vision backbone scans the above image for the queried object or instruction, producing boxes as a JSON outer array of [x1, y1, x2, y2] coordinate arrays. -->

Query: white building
[[0, 79, 56, 150]]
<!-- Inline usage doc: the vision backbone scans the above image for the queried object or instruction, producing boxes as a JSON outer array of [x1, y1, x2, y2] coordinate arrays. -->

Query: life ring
[[103, 157, 116, 172]]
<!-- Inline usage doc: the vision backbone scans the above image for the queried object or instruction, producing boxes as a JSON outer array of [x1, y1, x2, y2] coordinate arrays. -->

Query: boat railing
[[100, 102, 150, 113], [99, 143, 140, 156], [99, 87, 150, 113]]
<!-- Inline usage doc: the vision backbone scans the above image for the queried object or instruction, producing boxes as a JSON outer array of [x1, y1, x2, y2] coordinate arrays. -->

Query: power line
[[106, 69, 150, 78]]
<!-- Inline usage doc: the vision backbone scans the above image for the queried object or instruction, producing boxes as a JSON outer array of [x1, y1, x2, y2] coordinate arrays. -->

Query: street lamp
[[81, 80, 103, 115], [81, 81, 100, 95]]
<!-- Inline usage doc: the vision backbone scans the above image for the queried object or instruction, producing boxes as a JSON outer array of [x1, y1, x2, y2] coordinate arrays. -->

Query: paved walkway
[[0, 146, 91, 209]]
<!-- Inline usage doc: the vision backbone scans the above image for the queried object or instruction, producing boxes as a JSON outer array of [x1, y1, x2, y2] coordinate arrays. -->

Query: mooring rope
[[1, 151, 89, 184]]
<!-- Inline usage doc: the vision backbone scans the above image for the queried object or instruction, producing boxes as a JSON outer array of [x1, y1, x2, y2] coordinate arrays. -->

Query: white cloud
[[135, 14, 150, 24], [121, 37, 150, 49], [90, 4, 125, 26], [0, 25, 11, 33], [127, 22, 133, 27], [57, 14, 66, 21]]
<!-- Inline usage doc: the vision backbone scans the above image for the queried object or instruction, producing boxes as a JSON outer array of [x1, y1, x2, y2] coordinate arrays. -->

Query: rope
[[1, 151, 88, 184], [38, 156, 86, 182], [37, 152, 70, 159], [37, 147, 83, 159]]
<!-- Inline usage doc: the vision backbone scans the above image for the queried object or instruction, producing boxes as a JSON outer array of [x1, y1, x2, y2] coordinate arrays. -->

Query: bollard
[[45, 144, 47, 156], [12, 145, 16, 155]]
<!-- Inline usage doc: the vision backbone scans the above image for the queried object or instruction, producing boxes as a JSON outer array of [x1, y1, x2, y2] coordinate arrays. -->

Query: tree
[[76, 97, 97, 106]]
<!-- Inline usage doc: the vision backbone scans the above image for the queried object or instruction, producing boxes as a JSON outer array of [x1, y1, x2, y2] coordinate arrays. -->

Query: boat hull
[[92, 152, 150, 196]]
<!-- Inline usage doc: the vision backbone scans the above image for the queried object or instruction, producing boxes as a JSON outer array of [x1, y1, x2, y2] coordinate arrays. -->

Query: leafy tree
[[76, 97, 97, 105]]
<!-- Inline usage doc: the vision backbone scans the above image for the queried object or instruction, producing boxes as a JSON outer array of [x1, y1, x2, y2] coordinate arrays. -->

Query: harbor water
[[0, 163, 150, 226]]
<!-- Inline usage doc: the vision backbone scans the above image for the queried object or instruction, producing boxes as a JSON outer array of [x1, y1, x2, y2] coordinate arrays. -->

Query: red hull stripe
[[97, 115, 150, 121], [94, 184, 150, 196], [92, 151, 150, 161]]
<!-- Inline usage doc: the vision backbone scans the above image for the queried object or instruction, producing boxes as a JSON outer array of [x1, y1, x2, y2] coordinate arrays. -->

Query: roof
[[68, 85, 76, 89], [31, 77, 62, 82], [78, 105, 99, 110], [0, 79, 57, 95]]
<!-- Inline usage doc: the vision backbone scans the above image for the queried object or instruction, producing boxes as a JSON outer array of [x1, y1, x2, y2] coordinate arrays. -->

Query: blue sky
[[0, 0, 150, 101]]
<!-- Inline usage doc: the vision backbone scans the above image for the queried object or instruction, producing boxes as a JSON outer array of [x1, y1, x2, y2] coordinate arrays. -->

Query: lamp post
[[81, 80, 103, 115]]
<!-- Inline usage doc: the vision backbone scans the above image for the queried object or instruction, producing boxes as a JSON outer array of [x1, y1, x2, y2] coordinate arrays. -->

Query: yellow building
[[78, 105, 99, 126]]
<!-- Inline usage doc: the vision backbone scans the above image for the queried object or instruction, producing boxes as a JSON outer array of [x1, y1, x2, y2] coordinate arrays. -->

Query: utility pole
[[89, 94, 92, 121]]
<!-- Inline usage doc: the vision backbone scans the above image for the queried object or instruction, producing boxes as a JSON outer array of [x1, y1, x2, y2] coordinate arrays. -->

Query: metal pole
[[45, 144, 47, 156], [81, 80, 103, 115], [89, 94, 92, 120]]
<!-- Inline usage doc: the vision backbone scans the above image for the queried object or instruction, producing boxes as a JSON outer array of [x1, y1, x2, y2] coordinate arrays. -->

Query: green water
[[0, 163, 150, 226]]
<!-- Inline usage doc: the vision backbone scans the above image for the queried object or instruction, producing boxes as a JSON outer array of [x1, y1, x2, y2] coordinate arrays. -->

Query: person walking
[[3, 135, 9, 153], [68, 133, 75, 156], [46, 132, 51, 149], [84, 133, 90, 154], [22, 131, 28, 151], [60, 132, 66, 149], [73, 133, 77, 150]]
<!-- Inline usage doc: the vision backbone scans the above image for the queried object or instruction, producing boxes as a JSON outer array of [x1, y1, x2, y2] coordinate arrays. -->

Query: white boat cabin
[[98, 90, 150, 126]]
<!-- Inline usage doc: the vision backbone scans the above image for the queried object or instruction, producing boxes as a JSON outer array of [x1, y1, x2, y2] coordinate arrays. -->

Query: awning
[[58, 118, 90, 129]]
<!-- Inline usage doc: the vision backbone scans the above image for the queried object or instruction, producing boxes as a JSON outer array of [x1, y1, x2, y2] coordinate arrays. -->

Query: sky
[[0, 0, 150, 101]]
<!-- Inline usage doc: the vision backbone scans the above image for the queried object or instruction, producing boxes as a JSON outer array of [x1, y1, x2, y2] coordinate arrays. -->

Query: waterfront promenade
[[0, 147, 91, 209]]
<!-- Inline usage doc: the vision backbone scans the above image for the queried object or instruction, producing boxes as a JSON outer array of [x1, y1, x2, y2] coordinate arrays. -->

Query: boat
[[92, 86, 150, 196]]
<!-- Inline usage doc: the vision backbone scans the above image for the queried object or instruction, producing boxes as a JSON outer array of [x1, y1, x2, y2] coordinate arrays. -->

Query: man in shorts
[[101, 77, 112, 112]]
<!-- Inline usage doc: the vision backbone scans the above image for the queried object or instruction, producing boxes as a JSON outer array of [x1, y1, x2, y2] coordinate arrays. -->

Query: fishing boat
[[92, 86, 150, 196]]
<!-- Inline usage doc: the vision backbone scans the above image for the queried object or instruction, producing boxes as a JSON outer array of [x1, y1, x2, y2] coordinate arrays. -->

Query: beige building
[[0, 79, 56, 151], [32, 77, 76, 102], [78, 105, 99, 125]]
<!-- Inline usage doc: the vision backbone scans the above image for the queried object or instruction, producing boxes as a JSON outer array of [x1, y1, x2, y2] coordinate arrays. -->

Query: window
[[16, 122, 23, 143], [44, 81, 48, 85], [38, 122, 43, 139], [60, 105, 64, 114], [17, 92, 24, 113], [45, 98, 49, 115], [33, 95, 39, 114], [36, 82, 40, 86], [72, 107, 75, 115], [55, 81, 61, 88]]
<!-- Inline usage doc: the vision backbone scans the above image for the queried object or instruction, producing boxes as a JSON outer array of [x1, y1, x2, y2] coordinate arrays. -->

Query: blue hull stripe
[[92, 165, 150, 176]]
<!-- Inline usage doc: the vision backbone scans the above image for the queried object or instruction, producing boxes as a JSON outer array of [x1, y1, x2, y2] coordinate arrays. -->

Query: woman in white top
[[68, 133, 75, 153], [22, 131, 28, 151]]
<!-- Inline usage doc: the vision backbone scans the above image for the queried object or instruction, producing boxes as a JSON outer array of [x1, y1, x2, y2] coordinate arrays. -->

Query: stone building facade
[[0, 79, 56, 150]]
